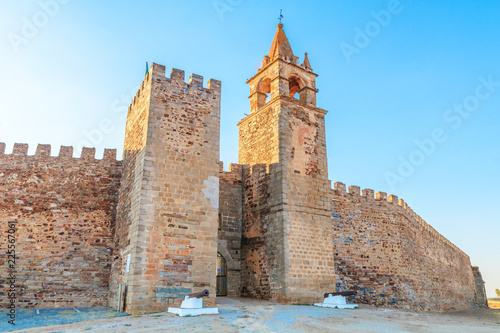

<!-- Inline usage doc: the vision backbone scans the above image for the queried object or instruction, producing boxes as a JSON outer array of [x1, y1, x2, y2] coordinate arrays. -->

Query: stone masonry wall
[[277, 98, 335, 303], [238, 101, 280, 166], [110, 63, 221, 315], [240, 163, 283, 300], [239, 96, 335, 304], [332, 183, 476, 311], [0, 143, 122, 308], [472, 266, 488, 308], [218, 162, 243, 296], [238, 96, 284, 301]]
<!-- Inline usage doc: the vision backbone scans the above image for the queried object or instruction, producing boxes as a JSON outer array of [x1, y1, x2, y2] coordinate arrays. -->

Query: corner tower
[[110, 63, 221, 314], [239, 24, 335, 303]]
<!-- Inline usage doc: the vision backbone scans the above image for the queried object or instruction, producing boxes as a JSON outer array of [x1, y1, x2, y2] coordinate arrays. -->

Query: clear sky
[[1, 1, 498, 298]]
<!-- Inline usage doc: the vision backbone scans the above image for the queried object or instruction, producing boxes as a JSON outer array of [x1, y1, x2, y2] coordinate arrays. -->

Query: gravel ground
[[7, 297, 500, 333]]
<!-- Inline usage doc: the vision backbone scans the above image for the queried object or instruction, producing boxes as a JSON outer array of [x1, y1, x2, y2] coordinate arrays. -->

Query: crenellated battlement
[[150, 63, 221, 92], [0, 141, 122, 309], [219, 162, 244, 185], [0, 143, 120, 163], [219, 161, 244, 174], [239, 163, 285, 187], [332, 181, 467, 259], [126, 63, 221, 117]]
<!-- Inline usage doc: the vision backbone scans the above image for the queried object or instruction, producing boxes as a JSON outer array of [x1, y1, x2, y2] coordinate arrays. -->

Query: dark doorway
[[216, 252, 227, 296]]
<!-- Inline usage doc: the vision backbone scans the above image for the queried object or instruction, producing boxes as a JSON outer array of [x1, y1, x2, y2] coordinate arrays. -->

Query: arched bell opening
[[288, 75, 305, 99], [257, 77, 271, 105]]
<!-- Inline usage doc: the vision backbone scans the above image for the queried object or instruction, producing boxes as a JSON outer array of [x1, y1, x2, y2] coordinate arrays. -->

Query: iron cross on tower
[[278, 9, 283, 23]]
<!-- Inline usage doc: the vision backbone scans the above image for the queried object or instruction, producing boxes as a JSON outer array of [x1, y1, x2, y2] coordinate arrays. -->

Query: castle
[[0, 23, 488, 314]]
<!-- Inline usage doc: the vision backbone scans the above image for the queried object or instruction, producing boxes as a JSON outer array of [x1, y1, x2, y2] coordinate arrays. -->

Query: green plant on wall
[[495, 288, 500, 297]]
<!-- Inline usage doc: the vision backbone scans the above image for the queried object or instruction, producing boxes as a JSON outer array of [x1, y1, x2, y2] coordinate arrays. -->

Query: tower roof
[[268, 23, 294, 60]]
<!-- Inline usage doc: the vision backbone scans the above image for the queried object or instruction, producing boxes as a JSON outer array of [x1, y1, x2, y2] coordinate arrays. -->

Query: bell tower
[[240, 23, 321, 166], [239, 23, 335, 304]]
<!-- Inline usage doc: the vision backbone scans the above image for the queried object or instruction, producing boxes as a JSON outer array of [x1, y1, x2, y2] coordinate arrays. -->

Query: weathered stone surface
[[0, 146, 122, 308], [332, 187, 476, 311], [472, 266, 488, 308], [218, 163, 243, 296]]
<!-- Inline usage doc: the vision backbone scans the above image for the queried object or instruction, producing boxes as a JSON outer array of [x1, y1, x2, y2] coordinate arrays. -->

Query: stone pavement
[[4, 298, 500, 333], [0, 307, 127, 332]]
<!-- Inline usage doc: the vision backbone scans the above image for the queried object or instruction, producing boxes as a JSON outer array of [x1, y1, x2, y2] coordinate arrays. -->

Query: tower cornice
[[246, 57, 318, 85], [238, 95, 327, 127]]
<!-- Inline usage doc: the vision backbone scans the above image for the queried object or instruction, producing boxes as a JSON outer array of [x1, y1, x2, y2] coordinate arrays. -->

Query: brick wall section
[[332, 183, 476, 311], [218, 162, 243, 296], [0, 144, 121, 308], [110, 63, 221, 315]]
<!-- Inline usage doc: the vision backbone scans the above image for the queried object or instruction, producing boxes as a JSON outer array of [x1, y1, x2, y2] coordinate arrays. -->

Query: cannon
[[189, 289, 209, 299], [168, 289, 218, 316], [323, 291, 356, 298]]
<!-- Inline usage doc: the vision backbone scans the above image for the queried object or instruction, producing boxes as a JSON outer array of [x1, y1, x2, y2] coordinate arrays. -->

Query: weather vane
[[279, 9, 283, 23]]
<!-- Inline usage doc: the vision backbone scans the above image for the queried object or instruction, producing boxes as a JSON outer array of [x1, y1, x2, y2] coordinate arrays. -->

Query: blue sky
[[1, 1, 499, 298]]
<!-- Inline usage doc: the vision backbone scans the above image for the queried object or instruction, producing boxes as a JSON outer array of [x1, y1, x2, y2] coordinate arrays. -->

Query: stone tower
[[109, 63, 221, 315], [238, 24, 335, 303]]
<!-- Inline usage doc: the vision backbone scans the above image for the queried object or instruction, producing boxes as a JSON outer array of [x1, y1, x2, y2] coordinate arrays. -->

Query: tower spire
[[267, 22, 294, 61]]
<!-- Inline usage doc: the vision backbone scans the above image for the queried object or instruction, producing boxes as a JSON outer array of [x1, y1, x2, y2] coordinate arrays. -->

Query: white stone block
[[167, 307, 219, 317], [167, 296, 219, 316], [314, 295, 359, 309], [180, 296, 203, 309], [324, 295, 347, 305]]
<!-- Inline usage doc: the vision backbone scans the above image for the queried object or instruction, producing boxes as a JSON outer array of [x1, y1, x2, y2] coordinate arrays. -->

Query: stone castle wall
[[331, 182, 476, 311], [0, 144, 122, 308], [0, 140, 481, 312], [0, 47, 482, 314]]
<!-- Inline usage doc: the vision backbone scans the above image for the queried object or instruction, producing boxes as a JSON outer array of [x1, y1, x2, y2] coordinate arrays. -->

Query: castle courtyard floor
[[3, 297, 500, 333]]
